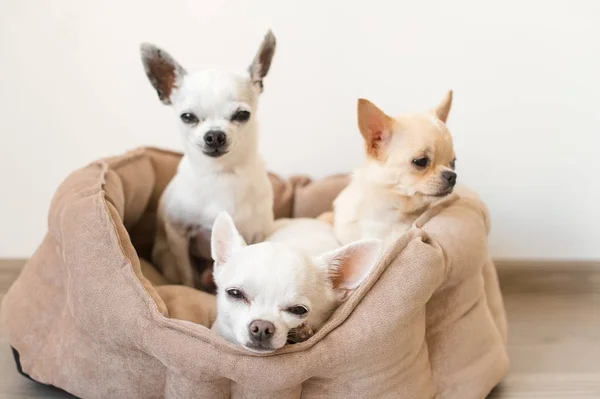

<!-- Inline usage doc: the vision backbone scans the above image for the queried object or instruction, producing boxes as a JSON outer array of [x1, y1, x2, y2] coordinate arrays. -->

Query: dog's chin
[[429, 186, 455, 198], [243, 342, 276, 353]]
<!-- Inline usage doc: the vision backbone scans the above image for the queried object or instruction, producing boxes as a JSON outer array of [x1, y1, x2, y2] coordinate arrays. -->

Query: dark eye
[[231, 110, 250, 123], [286, 306, 309, 316], [226, 288, 246, 301], [450, 159, 456, 170], [180, 113, 199, 125], [412, 157, 429, 168]]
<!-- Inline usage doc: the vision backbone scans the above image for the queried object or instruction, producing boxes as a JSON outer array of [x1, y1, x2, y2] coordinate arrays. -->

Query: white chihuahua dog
[[141, 32, 277, 289], [210, 212, 381, 352]]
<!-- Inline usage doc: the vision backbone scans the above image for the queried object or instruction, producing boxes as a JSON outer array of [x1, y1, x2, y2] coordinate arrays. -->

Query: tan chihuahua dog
[[333, 91, 456, 247]]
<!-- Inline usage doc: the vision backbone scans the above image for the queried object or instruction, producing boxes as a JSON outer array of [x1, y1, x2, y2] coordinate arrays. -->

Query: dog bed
[[1, 147, 508, 398]]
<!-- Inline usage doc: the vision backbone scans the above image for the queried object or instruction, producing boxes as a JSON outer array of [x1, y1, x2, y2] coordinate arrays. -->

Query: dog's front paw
[[287, 323, 314, 344]]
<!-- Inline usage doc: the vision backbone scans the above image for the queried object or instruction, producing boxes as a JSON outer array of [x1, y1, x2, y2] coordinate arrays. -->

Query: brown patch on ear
[[140, 43, 186, 105], [434, 90, 453, 123], [146, 57, 177, 103], [248, 30, 277, 92], [357, 98, 394, 160]]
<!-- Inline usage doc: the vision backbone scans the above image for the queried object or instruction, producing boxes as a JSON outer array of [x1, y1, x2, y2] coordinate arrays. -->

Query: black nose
[[203, 130, 227, 149], [249, 320, 275, 343], [442, 170, 457, 186]]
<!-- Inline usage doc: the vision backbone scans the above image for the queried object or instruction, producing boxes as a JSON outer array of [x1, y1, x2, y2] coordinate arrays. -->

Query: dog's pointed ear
[[248, 30, 276, 92], [140, 43, 186, 105], [318, 239, 382, 301], [433, 90, 453, 123], [211, 212, 245, 266], [357, 99, 394, 159]]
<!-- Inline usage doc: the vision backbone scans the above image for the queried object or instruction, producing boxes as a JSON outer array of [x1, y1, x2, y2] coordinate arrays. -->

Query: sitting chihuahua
[[210, 212, 381, 352], [333, 91, 457, 248], [140, 32, 277, 289]]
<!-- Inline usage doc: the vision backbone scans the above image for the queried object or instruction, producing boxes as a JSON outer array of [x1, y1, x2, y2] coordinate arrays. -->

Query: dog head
[[357, 91, 457, 202], [140, 31, 276, 163], [210, 212, 381, 352]]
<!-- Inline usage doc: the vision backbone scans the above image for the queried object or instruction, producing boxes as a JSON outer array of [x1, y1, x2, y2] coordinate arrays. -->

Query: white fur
[[144, 34, 276, 287], [211, 213, 381, 352], [266, 217, 341, 255]]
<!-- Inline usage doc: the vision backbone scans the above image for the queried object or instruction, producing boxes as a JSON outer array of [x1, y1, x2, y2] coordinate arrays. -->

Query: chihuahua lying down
[[210, 212, 381, 352]]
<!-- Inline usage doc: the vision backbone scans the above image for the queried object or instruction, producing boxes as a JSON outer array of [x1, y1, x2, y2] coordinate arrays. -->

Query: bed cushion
[[1, 147, 508, 398]]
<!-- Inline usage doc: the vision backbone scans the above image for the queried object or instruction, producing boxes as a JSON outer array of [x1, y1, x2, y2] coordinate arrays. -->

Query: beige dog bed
[[1, 148, 508, 398]]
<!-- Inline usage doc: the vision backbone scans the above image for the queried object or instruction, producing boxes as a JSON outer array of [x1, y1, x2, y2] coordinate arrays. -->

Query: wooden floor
[[1, 259, 599, 398], [488, 262, 600, 398]]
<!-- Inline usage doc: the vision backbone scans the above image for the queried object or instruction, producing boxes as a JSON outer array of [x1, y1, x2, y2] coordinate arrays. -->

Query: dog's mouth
[[434, 186, 454, 197], [202, 148, 229, 158], [431, 186, 455, 197]]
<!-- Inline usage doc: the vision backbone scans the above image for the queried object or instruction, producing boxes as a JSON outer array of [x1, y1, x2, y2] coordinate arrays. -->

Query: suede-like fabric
[[0, 147, 508, 399]]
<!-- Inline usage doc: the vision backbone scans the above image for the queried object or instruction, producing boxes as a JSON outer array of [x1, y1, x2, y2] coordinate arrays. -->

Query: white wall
[[1, 0, 598, 260]]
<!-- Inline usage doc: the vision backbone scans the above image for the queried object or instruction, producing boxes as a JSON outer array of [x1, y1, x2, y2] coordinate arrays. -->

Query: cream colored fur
[[334, 92, 457, 248]]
